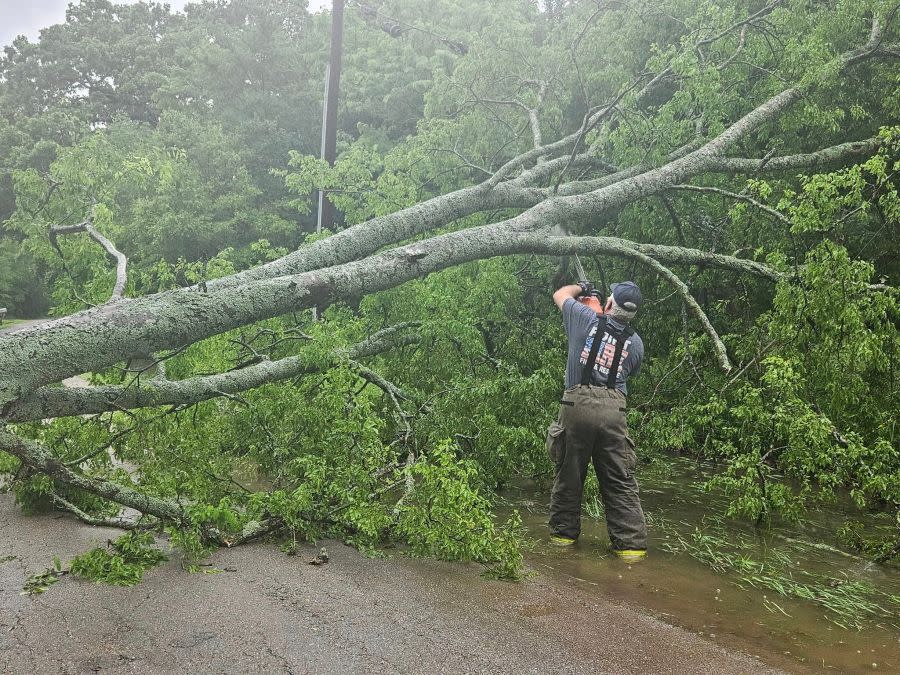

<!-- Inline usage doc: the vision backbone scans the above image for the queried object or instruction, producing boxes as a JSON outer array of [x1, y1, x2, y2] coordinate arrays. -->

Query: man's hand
[[552, 284, 584, 311], [577, 281, 594, 296]]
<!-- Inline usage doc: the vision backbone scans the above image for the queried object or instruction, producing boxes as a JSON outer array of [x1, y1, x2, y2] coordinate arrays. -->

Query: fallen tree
[[1, 1, 898, 571], [2, 15, 893, 407]]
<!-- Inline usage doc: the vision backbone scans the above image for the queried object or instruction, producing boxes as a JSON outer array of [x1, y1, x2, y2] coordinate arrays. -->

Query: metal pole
[[317, 0, 344, 233], [316, 64, 330, 235]]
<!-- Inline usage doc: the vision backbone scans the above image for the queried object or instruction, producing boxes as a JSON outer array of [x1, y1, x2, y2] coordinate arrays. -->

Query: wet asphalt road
[[0, 496, 783, 675], [0, 319, 44, 334]]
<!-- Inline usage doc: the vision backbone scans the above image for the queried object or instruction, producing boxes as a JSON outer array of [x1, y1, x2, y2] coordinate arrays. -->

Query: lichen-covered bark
[[211, 183, 507, 290], [0, 229, 779, 415], [6, 327, 420, 422]]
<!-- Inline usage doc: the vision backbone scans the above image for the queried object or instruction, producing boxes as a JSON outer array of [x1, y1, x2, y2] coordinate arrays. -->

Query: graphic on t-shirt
[[580, 326, 631, 380]]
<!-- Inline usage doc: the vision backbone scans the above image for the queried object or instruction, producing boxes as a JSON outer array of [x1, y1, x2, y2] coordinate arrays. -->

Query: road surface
[[0, 496, 783, 674]]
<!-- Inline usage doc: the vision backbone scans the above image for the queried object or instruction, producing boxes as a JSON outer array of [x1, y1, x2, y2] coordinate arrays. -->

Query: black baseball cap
[[611, 281, 642, 312]]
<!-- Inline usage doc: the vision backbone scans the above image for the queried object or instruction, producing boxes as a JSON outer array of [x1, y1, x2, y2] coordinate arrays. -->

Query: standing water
[[503, 458, 900, 673]]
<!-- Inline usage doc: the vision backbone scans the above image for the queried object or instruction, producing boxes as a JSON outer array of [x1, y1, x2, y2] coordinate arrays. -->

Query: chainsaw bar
[[573, 254, 589, 285]]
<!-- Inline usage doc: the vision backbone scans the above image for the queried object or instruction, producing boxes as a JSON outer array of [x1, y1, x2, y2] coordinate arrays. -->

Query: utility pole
[[315, 63, 329, 234], [316, 0, 345, 234]]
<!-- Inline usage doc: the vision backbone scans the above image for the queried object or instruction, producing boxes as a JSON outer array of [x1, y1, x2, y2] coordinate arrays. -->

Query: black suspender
[[580, 317, 635, 389], [580, 316, 607, 385], [605, 323, 634, 389]]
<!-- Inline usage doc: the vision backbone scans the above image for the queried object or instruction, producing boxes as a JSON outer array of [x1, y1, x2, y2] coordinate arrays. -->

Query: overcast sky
[[0, 0, 332, 50]]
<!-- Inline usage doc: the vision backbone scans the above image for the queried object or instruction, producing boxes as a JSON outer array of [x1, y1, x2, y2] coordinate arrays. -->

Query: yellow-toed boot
[[614, 549, 647, 562], [550, 535, 577, 546]]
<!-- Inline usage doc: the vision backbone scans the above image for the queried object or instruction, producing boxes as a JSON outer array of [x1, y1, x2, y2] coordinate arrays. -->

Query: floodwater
[[505, 458, 900, 673]]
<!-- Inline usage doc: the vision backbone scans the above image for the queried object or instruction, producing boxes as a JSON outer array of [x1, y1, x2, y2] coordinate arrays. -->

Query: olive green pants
[[546, 385, 647, 550]]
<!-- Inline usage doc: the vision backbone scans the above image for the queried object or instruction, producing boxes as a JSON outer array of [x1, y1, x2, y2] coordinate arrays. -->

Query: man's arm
[[628, 336, 644, 380], [552, 284, 583, 311]]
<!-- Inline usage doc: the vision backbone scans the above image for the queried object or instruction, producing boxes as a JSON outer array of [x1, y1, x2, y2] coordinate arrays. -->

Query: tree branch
[[0, 428, 184, 522], [6, 326, 421, 422], [611, 247, 733, 371], [1, 225, 780, 413], [669, 184, 791, 225], [466, 78, 548, 152], [352, 360, 414, 446], [351, 361, 413, 404], [696, 0, 782, 50], [50, 492, 153, 531], [551, 81, 642, 194], [703, 138, 881, 173], [50, 218, 128, 302], [512, 152, 618, 187], [485, 91, 629, 187], [549, 137, 879, 200]]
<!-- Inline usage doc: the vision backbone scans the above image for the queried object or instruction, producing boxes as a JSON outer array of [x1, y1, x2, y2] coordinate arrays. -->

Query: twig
[[670, 184, 791, 225]]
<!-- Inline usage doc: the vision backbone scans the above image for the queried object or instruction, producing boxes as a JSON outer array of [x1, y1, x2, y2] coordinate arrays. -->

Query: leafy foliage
[[22, 557, 65, 596], [395, 442, 525, 579], [69, 532, 168, 586]]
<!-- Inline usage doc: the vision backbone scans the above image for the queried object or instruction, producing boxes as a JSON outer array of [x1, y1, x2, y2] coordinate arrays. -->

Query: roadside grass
[[584, 496, 605, 520]]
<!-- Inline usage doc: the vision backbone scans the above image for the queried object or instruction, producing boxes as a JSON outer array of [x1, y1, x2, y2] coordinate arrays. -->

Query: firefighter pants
[[546, 385, 647, 550]]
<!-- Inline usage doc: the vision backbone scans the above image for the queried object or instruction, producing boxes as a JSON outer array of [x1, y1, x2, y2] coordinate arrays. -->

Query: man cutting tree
[[546, 277, 647, 562]]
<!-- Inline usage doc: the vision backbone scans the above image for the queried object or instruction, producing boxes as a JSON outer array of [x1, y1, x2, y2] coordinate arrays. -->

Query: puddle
[[504, 458, 900, 673]]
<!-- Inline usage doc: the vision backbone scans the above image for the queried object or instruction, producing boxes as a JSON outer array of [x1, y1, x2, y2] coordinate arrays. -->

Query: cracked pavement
[[1, 495, 784, 674]]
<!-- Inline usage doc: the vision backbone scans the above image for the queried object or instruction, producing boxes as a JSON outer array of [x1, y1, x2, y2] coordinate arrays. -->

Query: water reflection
[[503, 458, 900, 673]]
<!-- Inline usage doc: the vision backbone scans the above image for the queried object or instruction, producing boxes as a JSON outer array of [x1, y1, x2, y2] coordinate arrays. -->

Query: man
[[546, 279, 647, 561]]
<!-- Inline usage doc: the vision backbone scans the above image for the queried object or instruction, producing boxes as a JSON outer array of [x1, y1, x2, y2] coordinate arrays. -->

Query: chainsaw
[[573, 254, 605, 314]]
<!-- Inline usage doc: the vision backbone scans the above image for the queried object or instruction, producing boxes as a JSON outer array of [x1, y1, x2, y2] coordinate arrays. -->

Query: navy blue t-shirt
[[562, 298, 644, 394]]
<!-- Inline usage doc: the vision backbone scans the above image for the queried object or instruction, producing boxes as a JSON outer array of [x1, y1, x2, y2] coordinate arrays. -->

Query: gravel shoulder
[[0, 495, 784, 674]]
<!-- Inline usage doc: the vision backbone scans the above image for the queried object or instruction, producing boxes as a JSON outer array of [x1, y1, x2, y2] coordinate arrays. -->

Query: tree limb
[[50, 218, 128, 302], [0, 226, 780, 414], [611, 247, 733, 371], [466, 78, 548, 152], [352, 360, 414, 447], [549, 137, 879, 198], [696, 0, 782, 50], [0, 428, 184, 522], [512, 152, 618, 187], [703, 138, 881, 173], [50, 492, 154, 531], [351, 361, 413, 404], [6, 326, 421, 422]]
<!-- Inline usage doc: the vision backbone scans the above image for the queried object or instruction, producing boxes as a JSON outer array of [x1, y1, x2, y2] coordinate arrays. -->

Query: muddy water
[[505, 459, 900, 673]]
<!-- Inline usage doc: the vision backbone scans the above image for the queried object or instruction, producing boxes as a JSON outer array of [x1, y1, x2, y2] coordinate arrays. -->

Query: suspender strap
[[604, 324, 634, 389], [580, 316, 607, 386]]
